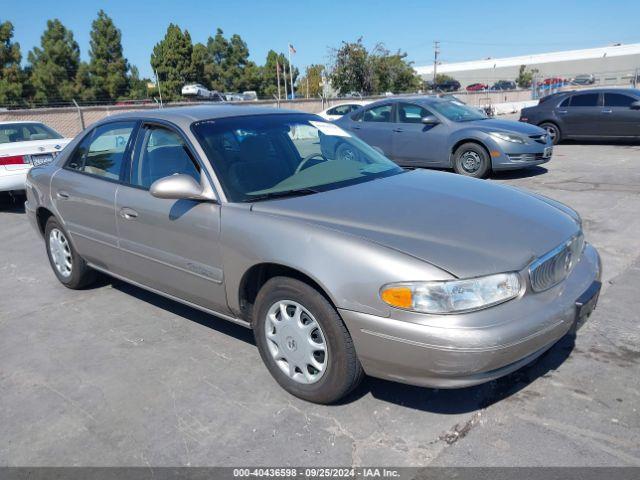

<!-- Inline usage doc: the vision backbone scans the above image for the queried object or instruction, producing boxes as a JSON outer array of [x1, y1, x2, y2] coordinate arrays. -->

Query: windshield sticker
[[310, 121, 351, 137]]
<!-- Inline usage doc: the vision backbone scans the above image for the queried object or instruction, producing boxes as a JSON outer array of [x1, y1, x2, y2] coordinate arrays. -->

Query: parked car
[[242, 91, 258, 101], [181, 83, 211, 98], [25, 105, 601, 403], [0, 121, 71, 193], [491, 80, 517, 91], [182, 84, 226, 101], [334, 97, 553, 178], [435, 79, 461, 92], [572, 74, 596, 85], [519, 88, 640, 144], [466, 83, 488, 92], [317, 101, 371, 121]]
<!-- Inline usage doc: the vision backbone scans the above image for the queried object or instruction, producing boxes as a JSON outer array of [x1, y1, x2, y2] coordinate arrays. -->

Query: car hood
[[464, 118, 545, 135], [251, 170, 580, 278]]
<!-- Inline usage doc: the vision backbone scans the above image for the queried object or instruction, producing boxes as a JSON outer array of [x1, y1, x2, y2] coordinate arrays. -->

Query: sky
[[5, 0, 640, 79]]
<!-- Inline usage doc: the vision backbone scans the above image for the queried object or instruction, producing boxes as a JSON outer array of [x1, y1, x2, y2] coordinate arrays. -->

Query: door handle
[[119, 207, 138, 220], [392, 128, 404, 133], [351, 125, 361, 130], [557, 110, 568, 114], [602, 109, 613, 114], [56, 191, 70, 199]]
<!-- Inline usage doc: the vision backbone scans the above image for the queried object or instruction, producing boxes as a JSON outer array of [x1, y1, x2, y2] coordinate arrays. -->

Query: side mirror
[[421, 115, 440, 126], [630, 101, 640, 110], [150, 174, 217, 202]]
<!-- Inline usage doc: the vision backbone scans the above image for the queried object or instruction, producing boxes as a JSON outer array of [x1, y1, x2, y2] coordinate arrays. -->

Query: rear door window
[[66, 122, 136, 180], [569, 93, 599, 107], [363, 104, 393, 122]]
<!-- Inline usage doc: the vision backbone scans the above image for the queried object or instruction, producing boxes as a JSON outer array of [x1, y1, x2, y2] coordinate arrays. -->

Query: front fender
[[220, 204, 453, 318]]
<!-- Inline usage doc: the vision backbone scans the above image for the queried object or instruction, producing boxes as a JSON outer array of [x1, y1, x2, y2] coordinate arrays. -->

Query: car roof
[[94, 104, 309, 129], [363, 95, 450, 108], [0, 120, 45, 126]]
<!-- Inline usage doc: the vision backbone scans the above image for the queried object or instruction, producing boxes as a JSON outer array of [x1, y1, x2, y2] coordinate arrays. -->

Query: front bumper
[[340, 243, 601, 388], [487, 136, 553, 171]]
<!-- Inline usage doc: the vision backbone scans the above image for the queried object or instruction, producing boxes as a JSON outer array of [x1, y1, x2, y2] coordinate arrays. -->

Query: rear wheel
[[453, 142, 491, 178], [45, 217, 97, 289], [539, 122, 561, 145], [253, 277, 364, 404]]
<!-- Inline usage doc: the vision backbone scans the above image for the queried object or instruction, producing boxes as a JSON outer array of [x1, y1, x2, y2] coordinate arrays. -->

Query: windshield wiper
[[244, 187, 321, 202]]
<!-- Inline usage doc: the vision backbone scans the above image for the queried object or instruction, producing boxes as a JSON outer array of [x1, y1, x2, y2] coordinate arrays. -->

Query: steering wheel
[[295, 153, 330, 174]]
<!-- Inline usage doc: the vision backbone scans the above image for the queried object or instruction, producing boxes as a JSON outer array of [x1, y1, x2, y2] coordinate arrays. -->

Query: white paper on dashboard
[[309, 121, 351, 137]]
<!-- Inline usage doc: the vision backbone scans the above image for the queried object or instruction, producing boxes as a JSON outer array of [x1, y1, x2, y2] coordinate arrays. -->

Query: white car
[[0, 121, 71, 193], [317, 101, 371, 121], [181, 83, 211, 97]]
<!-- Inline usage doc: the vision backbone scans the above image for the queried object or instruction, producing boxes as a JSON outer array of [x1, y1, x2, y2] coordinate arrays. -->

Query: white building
[[415, 43, 640, 87]]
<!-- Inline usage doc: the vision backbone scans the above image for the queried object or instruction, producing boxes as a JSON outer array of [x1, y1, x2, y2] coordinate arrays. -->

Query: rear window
[[603, 93, 636, 107], [0, 123, 62, 144]]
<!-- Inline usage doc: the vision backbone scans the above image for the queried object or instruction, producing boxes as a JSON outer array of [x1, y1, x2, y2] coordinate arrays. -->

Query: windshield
[[430, 101, 486, 122], [192, 114, 404, 202], [0, 123, 63, 144]]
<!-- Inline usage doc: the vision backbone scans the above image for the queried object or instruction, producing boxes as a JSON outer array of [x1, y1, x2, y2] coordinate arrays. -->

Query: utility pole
[[276, 61, 281, 101], [433, 41, 440, 86]]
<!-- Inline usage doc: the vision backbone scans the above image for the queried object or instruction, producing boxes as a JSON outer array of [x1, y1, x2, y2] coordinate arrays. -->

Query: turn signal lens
[[380, 286, 413, 309]]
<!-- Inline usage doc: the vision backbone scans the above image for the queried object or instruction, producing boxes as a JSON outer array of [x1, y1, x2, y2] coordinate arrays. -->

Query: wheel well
[[36, 207, 54, 237], [450, 139, 490, 163], [538, 120, 560, 130], [238, 263, 333, 322]]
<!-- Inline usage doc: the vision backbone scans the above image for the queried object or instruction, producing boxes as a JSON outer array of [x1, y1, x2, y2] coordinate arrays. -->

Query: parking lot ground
[[1, 142, 639, 467]]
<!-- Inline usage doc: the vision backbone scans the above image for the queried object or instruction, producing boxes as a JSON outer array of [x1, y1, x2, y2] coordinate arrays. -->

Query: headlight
[[380, 273, 521, 314], [489, 131, 526, 144]]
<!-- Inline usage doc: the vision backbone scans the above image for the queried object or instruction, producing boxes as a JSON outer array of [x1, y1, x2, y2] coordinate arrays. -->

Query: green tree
[[202, 28, 261, 93], [0, 20, 24, 106], [435, 73, 456, 83], [259, 49, 298, 99], [28, 19, 80, 103], [297, 64, 324, 98], [329, 38, 374, 95], [88, 10, 129, 101], [150, 24, 195, 100], [371, 46, 420, 93], [128, 65, 149, 99], [191, 42, 208, 85], [516, 64, 538, 89]]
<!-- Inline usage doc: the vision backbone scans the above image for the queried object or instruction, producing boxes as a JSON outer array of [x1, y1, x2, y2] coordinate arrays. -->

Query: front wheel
[[452, 142, 491, 178], [253, 277, 364, 404], [539, 122, 561, 145]]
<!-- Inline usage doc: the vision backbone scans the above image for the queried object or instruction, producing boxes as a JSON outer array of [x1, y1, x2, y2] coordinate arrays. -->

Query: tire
[[44, 216, 97, 289], [539, 122, 561, 145], [452, 142, 491, 178], [335, 142, 360, 163], [253, 277, 364, 404]]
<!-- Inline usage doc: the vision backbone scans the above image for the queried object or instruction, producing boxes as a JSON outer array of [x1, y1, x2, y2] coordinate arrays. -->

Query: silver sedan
[[25, 106, 601, 403]]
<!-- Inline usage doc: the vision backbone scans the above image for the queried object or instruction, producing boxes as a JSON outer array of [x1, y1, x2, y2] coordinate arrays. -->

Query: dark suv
[[435, 80, 461, 92], [520, 88, 640, 144]]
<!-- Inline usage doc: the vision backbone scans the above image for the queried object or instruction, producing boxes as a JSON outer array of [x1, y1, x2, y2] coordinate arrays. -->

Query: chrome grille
[[529, 233, 584, 292], [507, 153, 547, 162]]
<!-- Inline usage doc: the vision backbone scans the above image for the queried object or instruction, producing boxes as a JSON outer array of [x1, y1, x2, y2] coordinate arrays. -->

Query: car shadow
[[491, 166, 548, 180], [339, 333, 576, 412], [561, 139, 640, 147], [0, 192, 26, 213], [96, 274, 575, 412], [107, 277, 255, 345]]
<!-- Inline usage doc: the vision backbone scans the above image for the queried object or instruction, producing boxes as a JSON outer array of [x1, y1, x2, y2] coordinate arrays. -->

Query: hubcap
[[460, 150, 482, 173], [49, 228, 72, 278], [544, 125, 557, 140], [264, 300, 328, 384], [340, 146, 356, 163]]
